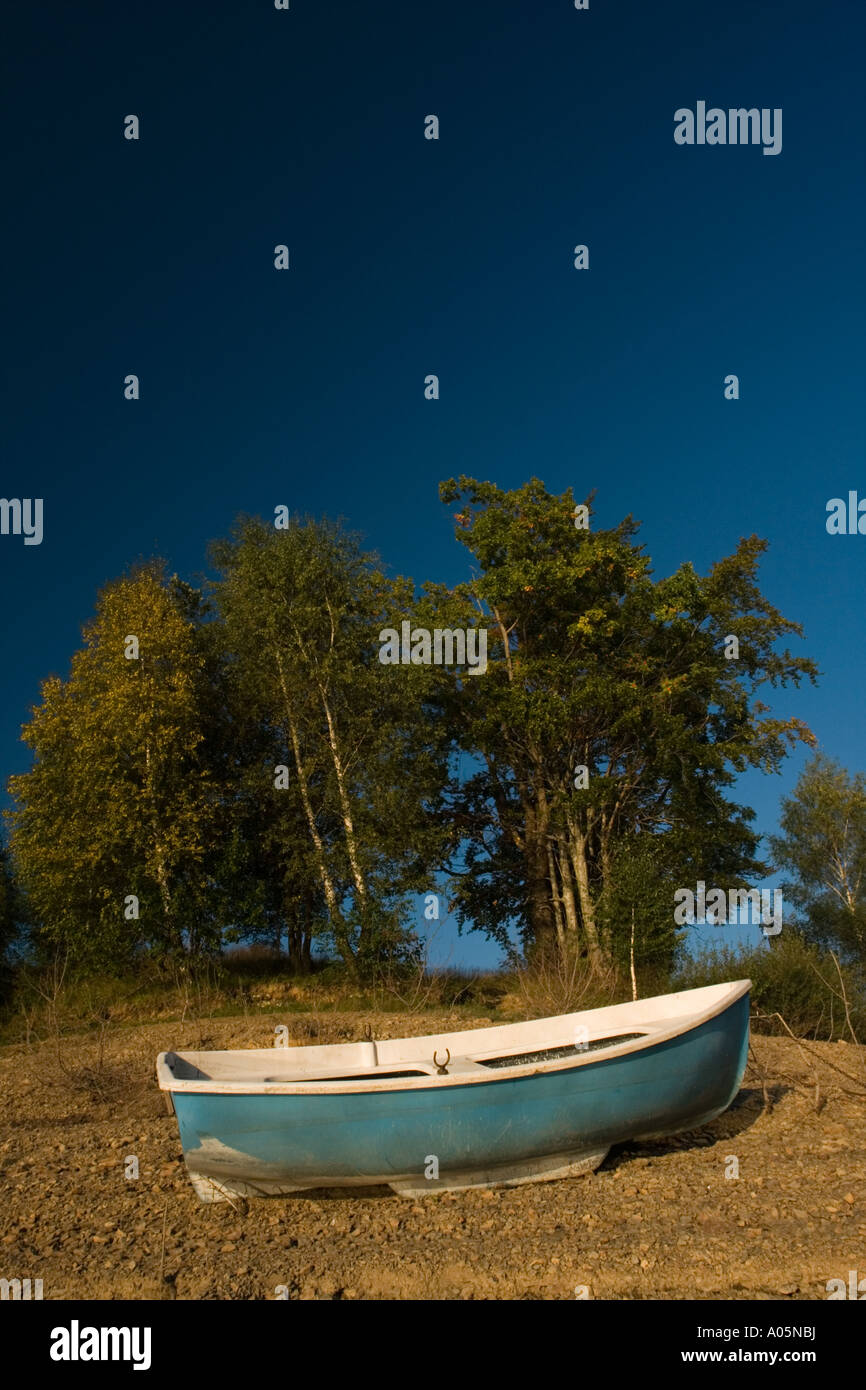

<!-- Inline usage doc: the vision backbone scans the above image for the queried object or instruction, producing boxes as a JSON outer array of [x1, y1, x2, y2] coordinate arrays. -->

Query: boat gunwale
[[156, 980, 751, 1098]]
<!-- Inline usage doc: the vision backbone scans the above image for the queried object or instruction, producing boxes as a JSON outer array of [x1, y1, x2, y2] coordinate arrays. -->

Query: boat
[[156, 979, 751, 1202]]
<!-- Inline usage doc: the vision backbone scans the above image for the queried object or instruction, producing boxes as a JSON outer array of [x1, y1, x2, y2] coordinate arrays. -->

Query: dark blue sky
[[2, 0, 863, 965]]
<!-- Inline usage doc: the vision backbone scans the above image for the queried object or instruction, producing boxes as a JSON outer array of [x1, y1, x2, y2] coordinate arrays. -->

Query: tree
[[213, 673, 329, 973], [211, 515, 450, 978], [436, 475, 817, 970], [596, 832, 686, 987], [7, 564, 224, 969], [770, 753, 866, 964]]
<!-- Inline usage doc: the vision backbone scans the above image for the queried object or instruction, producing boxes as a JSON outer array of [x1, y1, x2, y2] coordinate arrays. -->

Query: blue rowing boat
[[156, 980, 750, 1202]]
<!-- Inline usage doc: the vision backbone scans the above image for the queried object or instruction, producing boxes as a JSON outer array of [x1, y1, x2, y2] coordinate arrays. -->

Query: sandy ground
[[1, 1010, 864, 1300]]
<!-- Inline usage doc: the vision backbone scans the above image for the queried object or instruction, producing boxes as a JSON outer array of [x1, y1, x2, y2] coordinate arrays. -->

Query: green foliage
[[211, 515, 451, 978], [0, 840, 22, 1000], [769, 753, 866, 964], [6, 563, 225, 970], [596, 833, 686, 978], [436, 475, 817, 967], [1, 481, 821, 984], [675, 932, 866, 1040]]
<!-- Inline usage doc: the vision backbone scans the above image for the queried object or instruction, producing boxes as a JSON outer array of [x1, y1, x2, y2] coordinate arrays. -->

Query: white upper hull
[[157, 980, 751, 1097]]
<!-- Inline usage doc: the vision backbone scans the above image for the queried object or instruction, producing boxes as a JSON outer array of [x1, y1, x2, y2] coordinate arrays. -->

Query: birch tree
[[211, 516, 449, 977], [770, 754, 866, 963]]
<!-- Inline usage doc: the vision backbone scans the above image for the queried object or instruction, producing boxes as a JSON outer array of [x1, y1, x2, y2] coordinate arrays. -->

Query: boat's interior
[[158, 980, 750, 1090]]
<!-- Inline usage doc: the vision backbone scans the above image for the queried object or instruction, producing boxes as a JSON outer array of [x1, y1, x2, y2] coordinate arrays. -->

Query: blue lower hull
[[173, 993, 750, 1191]]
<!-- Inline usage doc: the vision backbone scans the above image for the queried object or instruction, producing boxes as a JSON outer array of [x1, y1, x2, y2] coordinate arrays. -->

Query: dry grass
[[510, 945, 621, 1019]]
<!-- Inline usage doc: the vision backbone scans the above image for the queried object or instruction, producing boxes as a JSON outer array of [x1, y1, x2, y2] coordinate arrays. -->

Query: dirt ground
[[1, 1010, 864, 1300]]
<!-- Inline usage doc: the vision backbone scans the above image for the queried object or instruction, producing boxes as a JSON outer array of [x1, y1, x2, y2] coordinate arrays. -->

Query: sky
[[2, 0, 864, 967]]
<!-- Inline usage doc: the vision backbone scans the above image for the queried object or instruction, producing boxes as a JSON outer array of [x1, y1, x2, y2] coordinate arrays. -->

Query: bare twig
[[754, 1010, 866, 1096], [748, 1040, 773, 1113]]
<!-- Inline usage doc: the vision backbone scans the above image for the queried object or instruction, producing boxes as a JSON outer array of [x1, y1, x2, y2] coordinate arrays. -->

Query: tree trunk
[[275, 654, 358, 980], [318, 686, 370, 952], [546, 839, 567, 950], [150, 825, 184, 954], [566, 815, 605, 972], [145, 737, 181, 953], [525, 802, 556, 959], [554, 830, 582, 940], [300, 889, 313, 973], [287, 920, 302, 972]]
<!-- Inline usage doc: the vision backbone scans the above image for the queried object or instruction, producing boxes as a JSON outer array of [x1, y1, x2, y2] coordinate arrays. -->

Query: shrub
[[674, 931, 866, 1040]]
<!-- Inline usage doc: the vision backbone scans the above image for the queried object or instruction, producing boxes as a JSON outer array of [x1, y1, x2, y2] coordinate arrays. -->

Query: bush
[[674, 931, 866, 1040]]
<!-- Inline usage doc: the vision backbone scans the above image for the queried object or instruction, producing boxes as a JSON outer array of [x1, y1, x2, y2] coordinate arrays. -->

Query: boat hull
[[170, 991, 750, 1201]]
